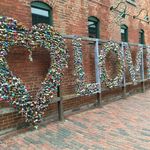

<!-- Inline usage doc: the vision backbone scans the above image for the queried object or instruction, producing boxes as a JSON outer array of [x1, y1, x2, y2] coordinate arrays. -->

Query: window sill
[[126, 0, 136, 6]]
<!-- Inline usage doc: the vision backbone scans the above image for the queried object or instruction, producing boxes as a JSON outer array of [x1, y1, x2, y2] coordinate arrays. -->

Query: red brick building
[[0, 0, 150, 132]]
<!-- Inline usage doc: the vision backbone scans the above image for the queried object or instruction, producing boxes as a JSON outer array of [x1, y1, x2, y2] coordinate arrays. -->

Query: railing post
[[94, 39, 102, 107], [140, 45, 145, 93], [122, 42, 127, 99], [57, 86, 64, 121], [147, 46, 150, 79]]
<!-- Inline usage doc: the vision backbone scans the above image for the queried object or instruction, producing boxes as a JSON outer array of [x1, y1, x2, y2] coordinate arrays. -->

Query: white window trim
[[31, 7, 49, 17], [126, 0, 136, 6], [121, 29, 125, 33]]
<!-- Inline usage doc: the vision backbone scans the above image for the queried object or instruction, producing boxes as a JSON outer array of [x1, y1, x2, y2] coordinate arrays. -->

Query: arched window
[[121, 25, 128, 42], [31, 1, 52, 25], [88, 16, 100, 38], [139, 29, 145, 44]]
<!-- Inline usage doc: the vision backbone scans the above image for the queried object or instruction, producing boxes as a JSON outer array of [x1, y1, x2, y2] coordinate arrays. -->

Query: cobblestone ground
[[0, 91, 150, 150]]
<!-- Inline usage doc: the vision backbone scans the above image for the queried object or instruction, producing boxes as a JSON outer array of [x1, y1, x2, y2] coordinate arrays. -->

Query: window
[[31, 1, 52, 25], [139, 29, 145, 44], [121, 25, 128, 42], [88, 16, 99, 38]]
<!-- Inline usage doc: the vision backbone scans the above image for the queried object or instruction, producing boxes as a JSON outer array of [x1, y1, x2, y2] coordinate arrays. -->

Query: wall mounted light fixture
[[110, 1, 150, 25], [133, 8, 150, 24], [110, 2, 128, 19]]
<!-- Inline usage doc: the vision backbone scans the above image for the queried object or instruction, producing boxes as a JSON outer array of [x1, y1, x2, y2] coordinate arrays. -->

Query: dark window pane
[[32, 14, 50, 25], [88, 17, 99, 38], [139, 30, 145, 44], [121, 25, 128, 42]]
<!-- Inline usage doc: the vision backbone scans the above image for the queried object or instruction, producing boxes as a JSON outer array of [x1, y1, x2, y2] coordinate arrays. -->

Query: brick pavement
[[0, 91, 150, 150]]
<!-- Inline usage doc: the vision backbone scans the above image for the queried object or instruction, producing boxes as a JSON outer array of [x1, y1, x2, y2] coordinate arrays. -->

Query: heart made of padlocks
[[0, 16, 69, 124]]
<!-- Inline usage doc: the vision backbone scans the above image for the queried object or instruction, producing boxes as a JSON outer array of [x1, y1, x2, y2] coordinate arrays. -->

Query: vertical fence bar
[[94, 39, 102, 107], [122, 42, 127, 99], [57, 86, 64, 121], [147, 46, 150, 79], [141, 45, 145, 93]]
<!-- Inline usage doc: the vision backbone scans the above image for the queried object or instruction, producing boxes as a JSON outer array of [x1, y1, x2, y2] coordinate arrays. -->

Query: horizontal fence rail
[[63, 34, 150, 47]]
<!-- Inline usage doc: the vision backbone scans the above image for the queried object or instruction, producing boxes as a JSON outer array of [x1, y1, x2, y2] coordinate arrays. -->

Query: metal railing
[[62, 35, 150, 107]]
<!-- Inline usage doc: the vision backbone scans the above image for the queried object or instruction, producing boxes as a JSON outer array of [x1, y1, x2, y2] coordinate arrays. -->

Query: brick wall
[[0, 0, 150, 132]]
